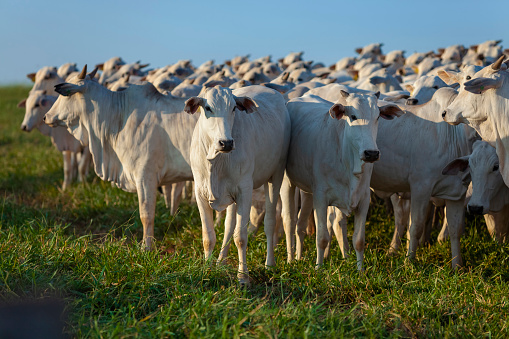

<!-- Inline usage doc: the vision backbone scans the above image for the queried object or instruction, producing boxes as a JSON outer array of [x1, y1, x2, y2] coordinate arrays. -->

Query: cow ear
[[95, 63, 104, 71], [27, 73, 36, 82], [355, 47, 363, 54], [17, 99, 26, 108], [184, 97, 205, 114], [329, 103, 345, 120], [54, 82, 83, 96], [235, 96, 258, 113], [464, 77, 503, 94], [437, 70, 460, 85], [379, 104, 404, 120], [442, 156, 470, 175]]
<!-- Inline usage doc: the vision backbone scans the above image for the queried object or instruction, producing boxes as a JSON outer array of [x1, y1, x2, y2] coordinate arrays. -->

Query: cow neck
[[487, 76, 509, 186]]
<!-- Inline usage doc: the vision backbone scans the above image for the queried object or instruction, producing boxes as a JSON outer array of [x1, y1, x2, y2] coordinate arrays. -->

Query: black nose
[[442, 110, 447, 119], [21, 125, 27, 131], [364, 150, 380, 162], [43, 115, 46, 122], [218, 139, 234, 152], [468, 205, 484, 215], [406, 98, 418, 105]]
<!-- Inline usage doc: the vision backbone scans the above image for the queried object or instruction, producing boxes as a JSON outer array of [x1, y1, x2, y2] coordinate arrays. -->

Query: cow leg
[[313, 192, 330, 267], [389, 195, 410, 254], [78, 146, 91, 183], [280, 175, 297, 262], [62, 151, 73, 190], [324, 206, 335, 259], [419, 202, 435, 246], [296, 191, 313, 260], [136, 180, 157, 251], [264, 170, 284, 267], [196, 193, 216, 260], [437, 208, 449, 243], [485, 209, 509, 243], [333, 207, 349, 259], [445, 199, 465, 268], [353, 194, 370, 271], [217, 204, 236, 265], [234, 184, 253, 285], [407, 191, 432, 261], [161, 185, 172, 209], [170, 182, 185, 215], [214, 210, 226, 228]]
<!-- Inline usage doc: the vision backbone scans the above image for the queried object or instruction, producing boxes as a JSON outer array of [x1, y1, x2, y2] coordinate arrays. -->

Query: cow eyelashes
[[350, 115, 358, 121], [493, 164, 499, 171]]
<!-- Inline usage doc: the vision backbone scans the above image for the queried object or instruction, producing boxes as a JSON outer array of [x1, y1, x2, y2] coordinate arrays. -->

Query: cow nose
[[363, 150, 380, 162], [218, 139, 234, 152], [406, 98, 418, 105], [43, 115, 46, 122], [442, 110, 447, 119], [468, 205, 484, 215], [21, 125, 27, 131]]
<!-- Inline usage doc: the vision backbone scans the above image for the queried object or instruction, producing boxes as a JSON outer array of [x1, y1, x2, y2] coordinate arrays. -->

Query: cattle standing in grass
[[371, 88, 477, 267], [442, 56, 509, 187], [186, 85, 290, 285], [443, 141, 509, 242], [281, 91, 403, 270], [44, 66, 198, 250]]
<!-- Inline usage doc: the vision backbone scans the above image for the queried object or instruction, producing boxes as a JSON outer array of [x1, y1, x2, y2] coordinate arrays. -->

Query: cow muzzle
[[467, 204, 485, 215], [218, 139, 235, 153], [44, 113, 58, 127], [442, 109, 460, 125], [362, 150, 380, 163]]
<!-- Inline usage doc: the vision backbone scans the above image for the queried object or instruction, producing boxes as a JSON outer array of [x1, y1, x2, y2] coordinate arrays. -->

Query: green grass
[[2, 85, 509, 337]]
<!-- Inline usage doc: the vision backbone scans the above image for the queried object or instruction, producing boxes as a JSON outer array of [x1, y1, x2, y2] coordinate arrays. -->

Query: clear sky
[[1, 0, 507, 84]]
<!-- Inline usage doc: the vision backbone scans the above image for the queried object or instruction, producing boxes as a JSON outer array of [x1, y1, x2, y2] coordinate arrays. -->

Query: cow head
[[442, 55, 506, 125], [443, 141, 503, 214], [329, 90, 404, 163], [184, 86, 258, 159], [405, 75, 448, 105], [44, 65, 98, 141], [20, 90, 56, 132]]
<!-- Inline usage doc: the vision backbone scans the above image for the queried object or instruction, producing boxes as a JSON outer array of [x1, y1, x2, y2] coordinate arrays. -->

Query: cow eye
[[493, 164, 499, 171], [351, 115, 357, 121], [205, 106, 212, 113], [433, 86, 439, 89], [466, 75, 471, 80], [298, 78, 303, 82]]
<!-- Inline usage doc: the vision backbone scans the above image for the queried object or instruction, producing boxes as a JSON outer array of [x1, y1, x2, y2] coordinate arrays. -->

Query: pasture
[[1, 85, 509, 337]]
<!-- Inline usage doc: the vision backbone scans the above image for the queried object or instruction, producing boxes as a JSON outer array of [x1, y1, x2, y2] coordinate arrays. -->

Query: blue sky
[[1, 0, 507, 84]]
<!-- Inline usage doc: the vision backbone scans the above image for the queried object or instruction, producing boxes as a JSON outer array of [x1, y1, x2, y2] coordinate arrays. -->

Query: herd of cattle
[[18, 39, 509, 284]]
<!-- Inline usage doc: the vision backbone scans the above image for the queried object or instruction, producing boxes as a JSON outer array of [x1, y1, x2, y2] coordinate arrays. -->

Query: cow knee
[[234, 236, 246, 249], [354, 239, 365, 253]]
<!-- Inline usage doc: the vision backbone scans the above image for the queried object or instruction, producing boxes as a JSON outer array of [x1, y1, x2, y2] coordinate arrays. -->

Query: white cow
[[282, 91, 403, 270], [443, 140, 509, 242], [185, 85, 290, 285], [405, 75, 448, 105], [442, 56, 509, 187], [44, 66, 198, 250], [19, 90, 91, 189], [371, 88, 477, 267]]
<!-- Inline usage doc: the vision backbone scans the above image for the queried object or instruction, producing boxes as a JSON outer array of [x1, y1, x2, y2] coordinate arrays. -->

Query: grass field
[[1, 86, 509, 338]]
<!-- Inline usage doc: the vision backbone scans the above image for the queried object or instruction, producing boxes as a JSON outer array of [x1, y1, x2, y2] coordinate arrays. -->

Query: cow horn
[[491, 55, 505, 71], [78, 65, 87, 80], [88, 66, 99, 79]]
